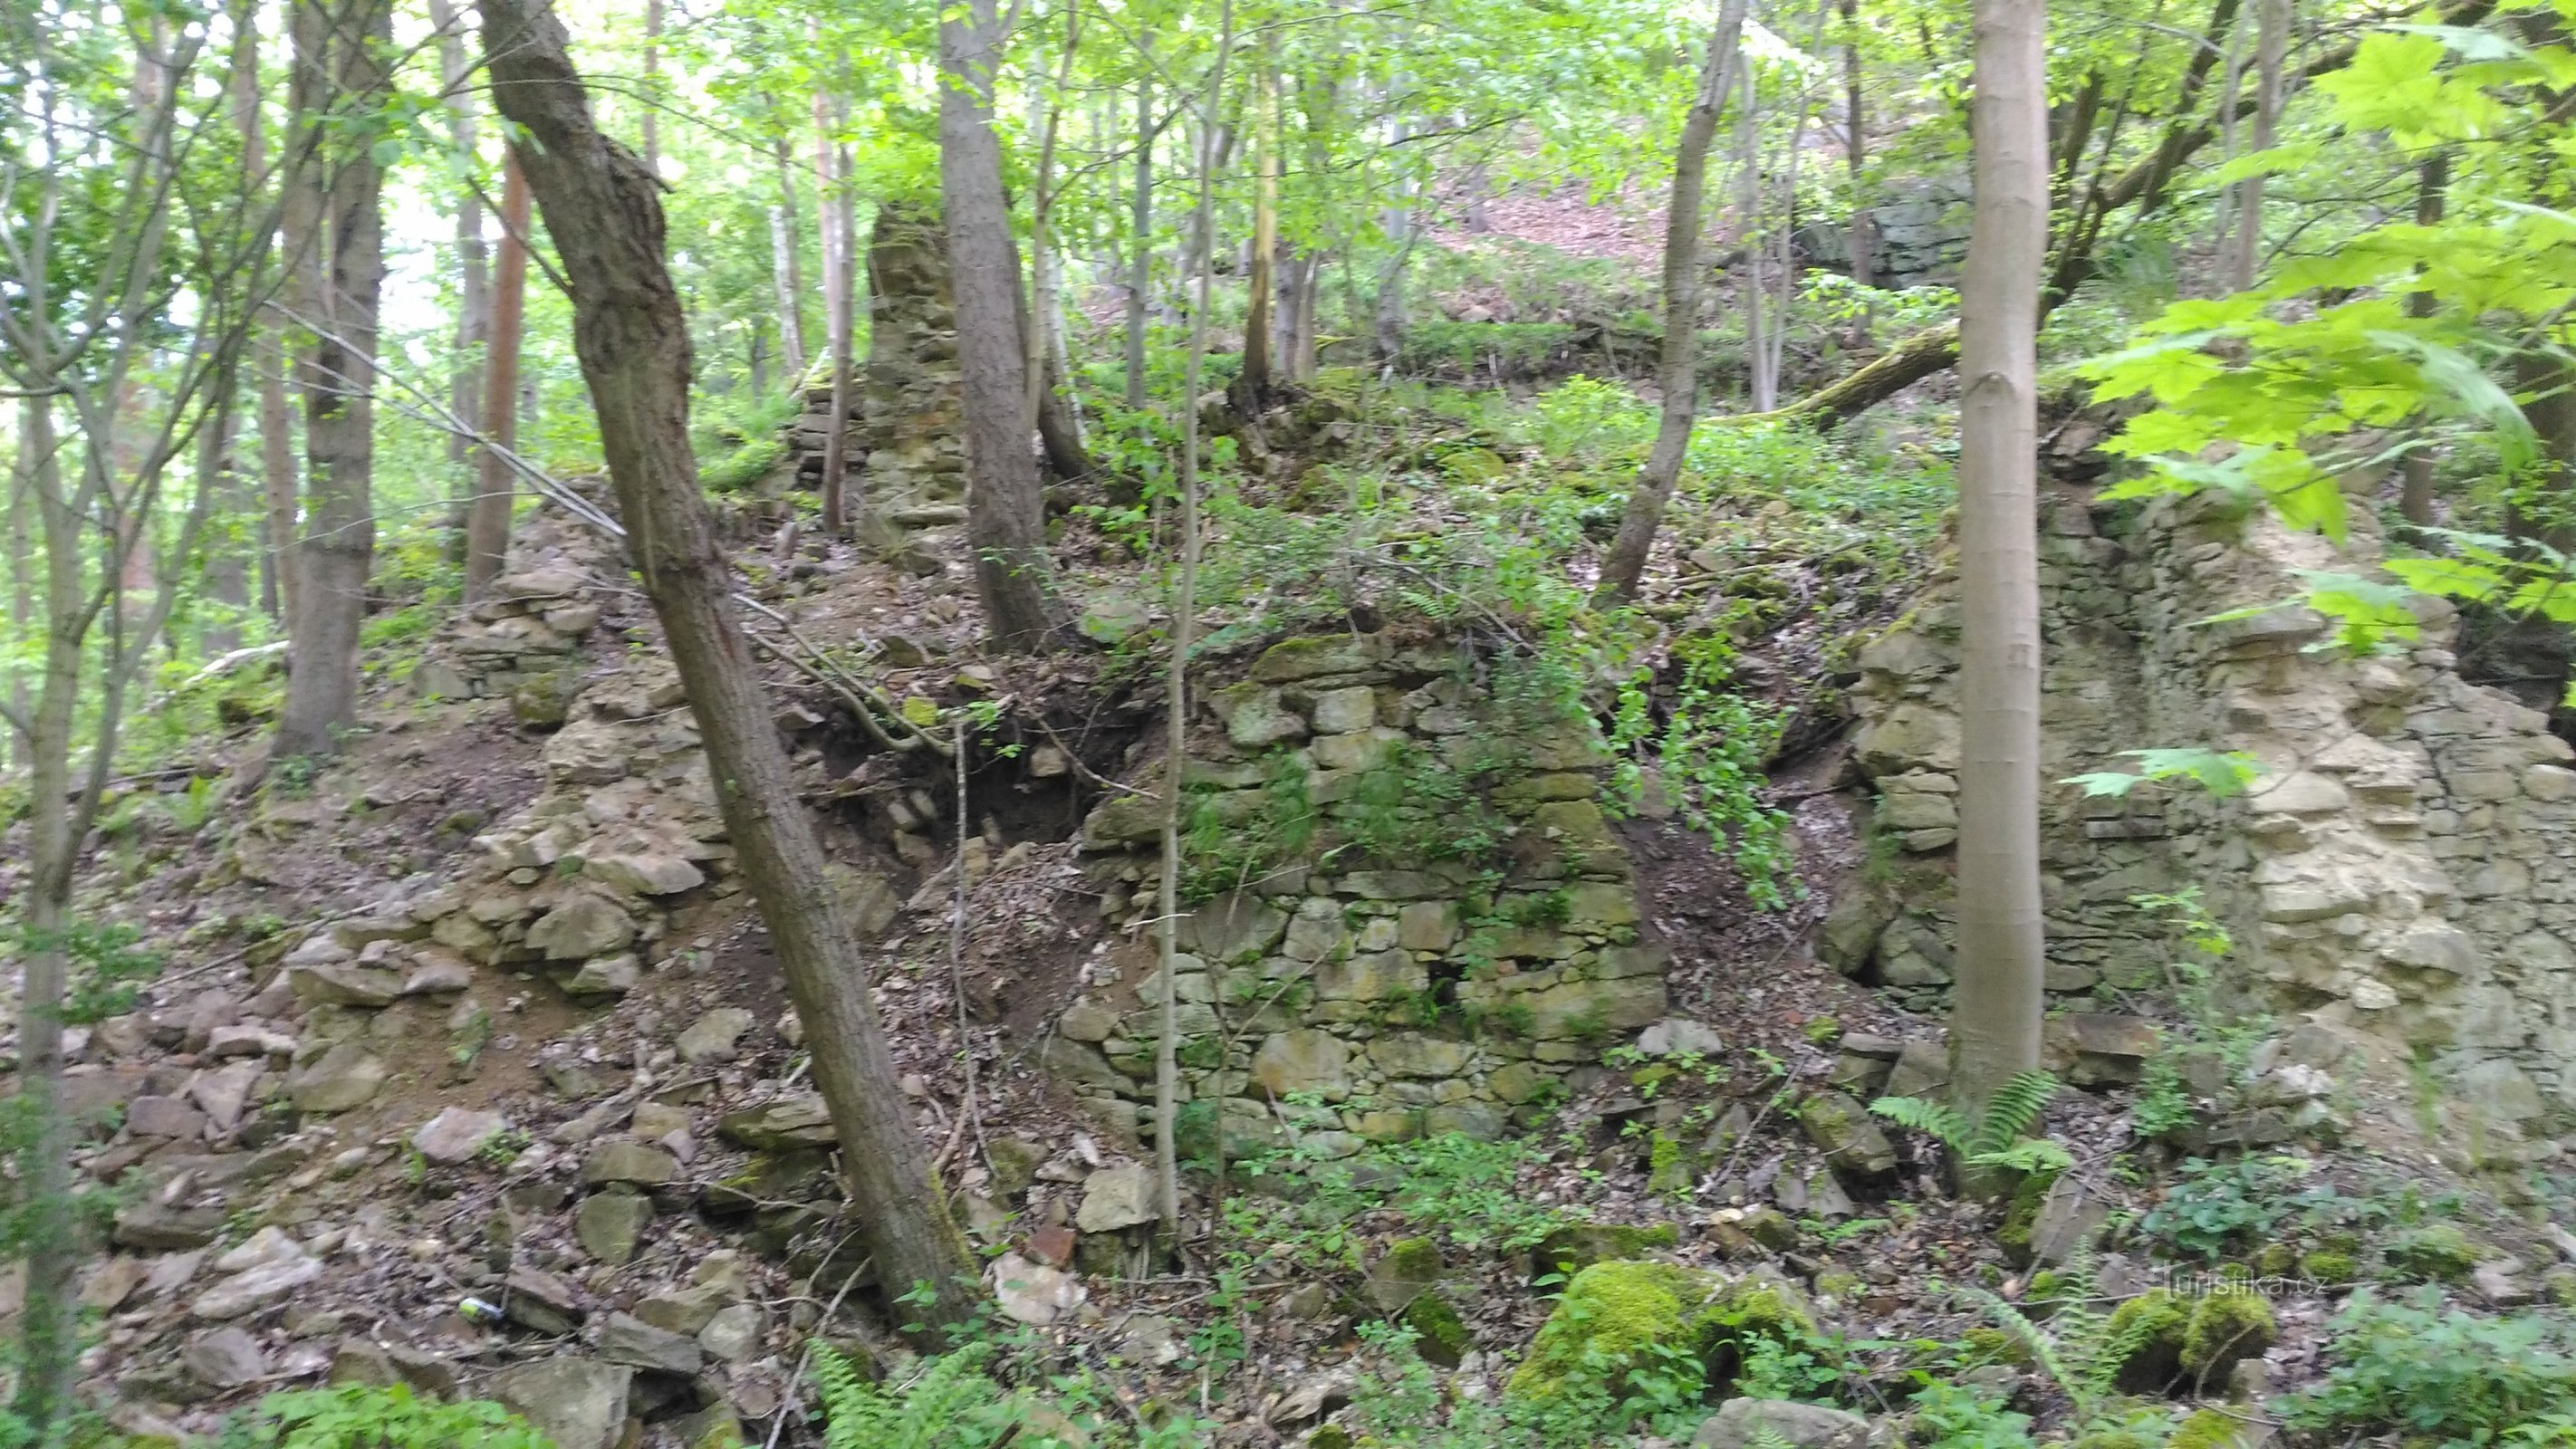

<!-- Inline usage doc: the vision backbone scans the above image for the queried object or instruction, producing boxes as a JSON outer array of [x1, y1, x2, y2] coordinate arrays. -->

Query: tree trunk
[[476, 0, 981, 1332], [1739, 65, 1776, 413], [2225, 0, 2289, 293], [429, 0, 488, 509], [815, 90, 852, 537], [771, 139, 810, 381], [1592, 0, 1750, 602], [5, 402, 27, 772], [2399, 153, 2449, 527], [1371, 113, 1413, 368], [1843, 0, 1875, 292], [1950, 0, 2048, 1140], [1124, 58, 1153, 410], [465, 157, 530, 600], [942, 0, 1071, 648], [198, 353, 249, 655], [258, 332, 296, 623], [1159, 0, 1237, 1246], [276, 0, 390, 761], [1236, 53, 1279, 406], [1026, 0, 1082, 435]]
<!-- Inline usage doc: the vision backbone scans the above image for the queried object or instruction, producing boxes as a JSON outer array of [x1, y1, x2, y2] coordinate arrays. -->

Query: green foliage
[[2064, 750, 2265, 801], [1870, 1070, 2071, 1175], [1908, 1378, 2038, 1449], [1967, 1253, 2163, 1423], [1606, 632, 1795, 909], [2137, 1155, 2316, 1261], [2278, 1289, 2576, 1448], [1230, 1132, 1574, 1263], [215, 1386, 552, 1449]]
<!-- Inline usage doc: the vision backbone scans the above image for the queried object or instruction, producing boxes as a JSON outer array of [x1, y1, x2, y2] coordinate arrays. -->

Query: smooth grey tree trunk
[[1125, 61, 1154, 409], [476, 0, 981, 1332], [464, 158, 528, 600], [942, 0, 1071, 648], [276, 0, 390, 760], [1592, 0, 1750, 601], [429, 0, 488, 504], [1950, 0, 2049, 1142], [771, 139, 810, 382]]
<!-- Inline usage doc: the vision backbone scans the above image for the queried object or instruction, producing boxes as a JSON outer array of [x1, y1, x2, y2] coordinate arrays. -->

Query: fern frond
[[1870, 1094, 1970, 1147], [1970, 1070, 2062, 1156], [1964, 1286, 2087, 1411]]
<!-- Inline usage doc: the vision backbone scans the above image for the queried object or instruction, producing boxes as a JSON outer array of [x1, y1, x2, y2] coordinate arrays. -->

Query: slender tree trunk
[[1950, 0, 2048, 1142], [942, 0, 1071, 648], [465, 157, 529, 599], [1159, 0, 1237, 1247], [476, 0, 980, 1333], [5, 403, 28, 771], [429, 0, 488, 510], [771, 139, 810, 381], [198, 353, 249, 655], [14, 394, 76, 1435], [1371, 111, 1413, 368], [2399, 153, 2449, 527], [1843, 0, 1876, 293], [1236, 53, 1280, 405], [1593, 0, 1750, 601], [1124, 58, 1153, 409], [816, 91, 853, 538], [2225, 0, 2288, 293], [258, 335, 295, 623], [1027, 0, 1082, 434], [1739, 65, 1776, 413], [277, 0, 390, 760]]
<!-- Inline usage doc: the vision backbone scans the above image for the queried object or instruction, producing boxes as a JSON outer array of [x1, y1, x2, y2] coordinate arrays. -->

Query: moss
[[2168, 1408, 2249, 1449], [1813, 1270, 1866, 1303], [2181, 1290, 2276, 1387], [2300, 1250, 2358, 1288], [1401, 1292, 1473, 1367], [2254, 1243, 2298, 1277], [1958, 1326, 2037, 1368], [1996, 1168, 2061, 1265], [1505, 1260, 1719, 1403], [1699, 1269, 1820, 1386], [2071, 1428, 2160, 1449], [1308, 1428, 1354, 1449], [2385, 1223, 2481, 1284], [1648, 1129, 1694, 1196], [1382, 1236, 1443, 1283], [2109, 1290, 2191, 1393]]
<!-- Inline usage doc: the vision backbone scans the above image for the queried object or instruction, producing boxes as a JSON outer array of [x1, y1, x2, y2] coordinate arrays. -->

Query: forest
[[3, 0, 2576, 1443]]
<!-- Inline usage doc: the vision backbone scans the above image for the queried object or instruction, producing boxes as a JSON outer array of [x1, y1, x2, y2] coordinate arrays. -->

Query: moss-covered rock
[[2180, 1290, 2275, 1387], [1366, 1236, 1444, 1313], [1401, 1292, 1472, 1367], [1957, 1326, 2037, 1368], [1996, 1168, 2060, 1265], [2109, 1288, 2277, 1395], [1508, 1261, 1725, 1404], [2385, 1223, 2480, 1284], [2168, 1407, 2254, 1449], [2299, 1250, 2357, 1289]]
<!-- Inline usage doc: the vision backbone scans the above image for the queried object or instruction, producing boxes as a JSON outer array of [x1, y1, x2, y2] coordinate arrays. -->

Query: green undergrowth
[[1226, 1131, 1575, 1267], [210, 1386, 552, 1448]]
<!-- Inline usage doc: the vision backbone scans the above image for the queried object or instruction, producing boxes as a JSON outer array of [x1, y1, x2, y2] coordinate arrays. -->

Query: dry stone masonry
[[783, 201, 966, 519], [1054, 631, 1669, 1156], [1841, 479, 2576, 1156]]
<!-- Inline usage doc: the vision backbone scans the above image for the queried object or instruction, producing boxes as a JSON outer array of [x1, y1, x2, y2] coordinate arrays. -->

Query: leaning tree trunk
[[942, 0, 1071, 648], [464, 157, 529, 600], [1593, 0, 1750, 602], [476, 0, 980, 1332], [1949, 0, 2049, 1147], [276, 0, 390, 760]]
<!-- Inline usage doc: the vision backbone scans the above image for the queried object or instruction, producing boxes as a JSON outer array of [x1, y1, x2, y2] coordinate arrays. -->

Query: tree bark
[[475, 0, 980, 1332], [1124, 57, 1153, 410], [1592, 0, 1750, 602], [1235, 53, 1279, 406], [466, 157, 530, 600], [2399, 153, 2449, 527], [198, 353, 249, 655], [2225, 0, 2289, 293], [429, 0, 488, 505], [1842, 0, 1875, 292], [942, 0, 1072, 648], [815, 89, 852, 537], [1738, 64, 1775, 413], [276, 0, 390, 760], [1950, 0, 2048, 1140], [771, 139, 810, 382], [640, 0, 662, 176]]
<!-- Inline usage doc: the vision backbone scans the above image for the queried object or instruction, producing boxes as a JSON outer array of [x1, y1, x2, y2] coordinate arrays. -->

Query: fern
[[1872, 1070, 2065, 1172], [812, 1343, 1018, 1449], [1964, 1250, 2145, 1425]]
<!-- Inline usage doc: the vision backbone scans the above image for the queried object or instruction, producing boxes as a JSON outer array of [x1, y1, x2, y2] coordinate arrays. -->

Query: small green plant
[[215, 1385, 552, 1448], [2278, 1289, 2576, 1448], [1870, 1070, 2071, 1176], [2137, 1155, 2314, 1261]]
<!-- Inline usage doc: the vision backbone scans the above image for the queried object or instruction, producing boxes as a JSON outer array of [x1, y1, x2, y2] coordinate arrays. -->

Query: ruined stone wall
[[783, 202, 965, 515], [1843, 485, 2576, 1154], [1053, 632, 1668, 1159]]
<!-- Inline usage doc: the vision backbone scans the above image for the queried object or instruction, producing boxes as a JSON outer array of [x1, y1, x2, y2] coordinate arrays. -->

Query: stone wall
[[1051, 632, 1668, 1158], [783, 202, 965, 516], [1841, 483, 2576, 1155]]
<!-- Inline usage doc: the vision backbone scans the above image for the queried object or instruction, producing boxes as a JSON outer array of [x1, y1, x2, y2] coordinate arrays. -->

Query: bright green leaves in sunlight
[[2064, 749, 2267, 801]]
